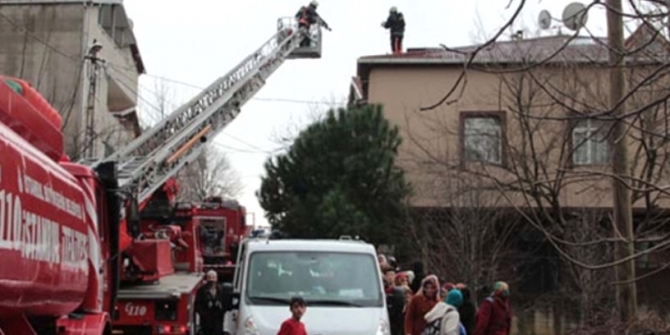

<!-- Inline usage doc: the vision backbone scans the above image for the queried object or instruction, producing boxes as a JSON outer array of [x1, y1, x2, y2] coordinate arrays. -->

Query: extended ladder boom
[[95, 18, 322, 204]]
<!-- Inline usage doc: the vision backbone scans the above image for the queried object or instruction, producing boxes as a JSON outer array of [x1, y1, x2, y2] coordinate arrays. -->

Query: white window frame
[[572, 119, 609, 165], [462, 115, 503, 165]]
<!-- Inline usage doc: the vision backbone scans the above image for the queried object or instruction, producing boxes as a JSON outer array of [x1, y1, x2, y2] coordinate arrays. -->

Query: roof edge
[[0, 0, 123, 4], [356, 56, 664, 66], [110, 4, 146, 74]]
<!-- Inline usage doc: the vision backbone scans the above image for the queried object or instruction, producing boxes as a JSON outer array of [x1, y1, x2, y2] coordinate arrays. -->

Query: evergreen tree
[[257, 104, 410, 245]]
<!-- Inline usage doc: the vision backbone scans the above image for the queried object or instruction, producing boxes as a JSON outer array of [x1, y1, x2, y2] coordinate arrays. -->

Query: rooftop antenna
[[538, 10, 552, 30], [562, 2, 589, 31], [537, 9, 562, 35], [538, 2, 589, 35]]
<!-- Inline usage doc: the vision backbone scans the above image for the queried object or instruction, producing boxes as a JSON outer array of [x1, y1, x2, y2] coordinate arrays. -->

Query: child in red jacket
[[277, 297, 308, 335]]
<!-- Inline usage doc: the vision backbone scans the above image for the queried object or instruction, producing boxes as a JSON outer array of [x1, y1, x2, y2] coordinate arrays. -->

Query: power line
[[220, 133, 269, 153], [211, 141, 276, 155], [105, 65, 313, 155], [0, 10, 323, 158], [0, 11, 80, 63], [106, 67, 297, 155], [0, 11, 345, 107], [116, 65, 340, 105], [140, 72, 346, 105]]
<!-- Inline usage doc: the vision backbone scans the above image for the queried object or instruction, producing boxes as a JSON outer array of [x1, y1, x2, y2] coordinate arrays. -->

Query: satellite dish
[[562, 2, 588, 31], [538, 10, 552, 30]]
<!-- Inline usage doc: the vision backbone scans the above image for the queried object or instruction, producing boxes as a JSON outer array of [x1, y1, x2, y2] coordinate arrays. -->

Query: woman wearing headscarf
[[395, 272, 410, 287], [455, 283, 476, 335], [404, 275, 440, 335], [379, 254, 389, 268], [399, 286, 413, 335], [424, 289, 466, 335], [440, 283, 456, 301], [405, 270, 416, 289], [473, 281, 512, 335]]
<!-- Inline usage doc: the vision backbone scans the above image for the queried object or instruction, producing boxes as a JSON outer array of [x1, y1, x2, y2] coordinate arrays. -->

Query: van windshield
[[245, 251, 383, 307]]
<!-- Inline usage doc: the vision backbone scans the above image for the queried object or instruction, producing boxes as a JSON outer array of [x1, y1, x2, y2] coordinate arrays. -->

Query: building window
[[462, 114, 504, 164], [572, 119, 609, 165]]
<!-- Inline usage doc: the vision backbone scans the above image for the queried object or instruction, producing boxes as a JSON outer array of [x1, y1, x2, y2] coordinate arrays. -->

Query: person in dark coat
[[387, 255, 399, 270], [456, 283, 477, 335], [410, 261, 426, 293], [295, 1, 331, 47], [474, 281, 512, 335], [381, 6, 405, 54], [382, 266, 406, 335], [196, 270, 226, 335]]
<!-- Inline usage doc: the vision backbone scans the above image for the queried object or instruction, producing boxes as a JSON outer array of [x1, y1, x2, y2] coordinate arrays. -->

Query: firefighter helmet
[[390, 6, 397, 12], [310, 0, 318, 7]]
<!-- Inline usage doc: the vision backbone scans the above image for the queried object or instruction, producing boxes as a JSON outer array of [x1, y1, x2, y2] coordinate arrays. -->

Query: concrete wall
[[0, 3, 84, 156], [0, 2, 140, 159], [363, 63, 670, 210], [82, 5, 139, 158]]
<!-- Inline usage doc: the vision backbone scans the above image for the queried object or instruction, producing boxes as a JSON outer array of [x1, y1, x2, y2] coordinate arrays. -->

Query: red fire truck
[[174, 197, 249, 283], [0, 16, 323, 335]]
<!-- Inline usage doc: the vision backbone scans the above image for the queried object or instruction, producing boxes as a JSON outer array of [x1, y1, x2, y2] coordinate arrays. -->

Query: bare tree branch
[[175, 145, 243, 202]]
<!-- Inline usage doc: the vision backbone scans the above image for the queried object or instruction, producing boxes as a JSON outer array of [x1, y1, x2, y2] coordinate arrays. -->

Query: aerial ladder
[[93, 18, 324, 333], [0, 16, 324, 335], [92, 18, 323, 251]]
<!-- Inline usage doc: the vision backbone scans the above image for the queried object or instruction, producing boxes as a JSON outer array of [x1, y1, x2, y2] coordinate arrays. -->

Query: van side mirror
[[232, 292, 240, 309], [221, 283, 240, 311]]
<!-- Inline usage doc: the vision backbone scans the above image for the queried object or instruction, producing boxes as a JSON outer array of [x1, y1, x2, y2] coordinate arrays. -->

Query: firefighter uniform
[[382, 7, 405, 54], [295, 1, 331, 47]]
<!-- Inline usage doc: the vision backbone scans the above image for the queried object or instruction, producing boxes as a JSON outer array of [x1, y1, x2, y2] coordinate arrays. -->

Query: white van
[[226, 237, 389, 335]]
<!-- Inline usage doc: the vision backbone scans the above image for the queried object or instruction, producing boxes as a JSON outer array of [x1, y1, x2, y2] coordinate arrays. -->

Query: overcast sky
[[121, 0, 635, 227]]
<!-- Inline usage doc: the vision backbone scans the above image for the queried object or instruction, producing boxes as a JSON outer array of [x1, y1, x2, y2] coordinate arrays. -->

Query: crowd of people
[[379, 255, 512, 335]]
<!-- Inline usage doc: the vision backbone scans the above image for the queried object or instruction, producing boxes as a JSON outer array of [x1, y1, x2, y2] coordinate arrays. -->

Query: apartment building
[[350, 24, 670, 214], [0, 0, 144, 159]]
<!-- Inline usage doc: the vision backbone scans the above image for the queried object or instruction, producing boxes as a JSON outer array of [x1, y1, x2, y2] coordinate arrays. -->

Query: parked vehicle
[[226, 237, 390, 335]]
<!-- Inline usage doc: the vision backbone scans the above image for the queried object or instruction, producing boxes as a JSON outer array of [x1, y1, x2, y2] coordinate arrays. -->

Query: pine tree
[[257, 104, 410, 245]]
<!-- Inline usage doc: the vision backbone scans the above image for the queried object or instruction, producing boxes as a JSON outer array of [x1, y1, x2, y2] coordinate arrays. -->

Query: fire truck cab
[[173, 197, 248, 284]]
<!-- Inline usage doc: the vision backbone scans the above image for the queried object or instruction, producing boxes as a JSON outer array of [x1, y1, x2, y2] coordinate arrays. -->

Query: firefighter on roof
[[382, 6, 405, 54], [296, 1, 331, 47]]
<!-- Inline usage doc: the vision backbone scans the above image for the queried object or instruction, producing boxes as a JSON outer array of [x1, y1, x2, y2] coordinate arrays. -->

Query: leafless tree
[[136, 77, 175, 128], [139, 79, 243, 202], [561, 211, 616, 326], [268, 95, 345, 151], [407, 174, 521, 302], [175, 145, 243, 202]]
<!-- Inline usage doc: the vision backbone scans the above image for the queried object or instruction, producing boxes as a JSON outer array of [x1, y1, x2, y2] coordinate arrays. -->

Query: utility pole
[[606, 0, 638, 322], [82, 39, 103, 159]]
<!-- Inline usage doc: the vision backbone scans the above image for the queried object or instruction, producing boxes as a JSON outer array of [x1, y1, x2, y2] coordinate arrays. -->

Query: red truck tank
[[0, 121, 89, 315], [6, 77, 63, 130], [0, 77, 64, 161]]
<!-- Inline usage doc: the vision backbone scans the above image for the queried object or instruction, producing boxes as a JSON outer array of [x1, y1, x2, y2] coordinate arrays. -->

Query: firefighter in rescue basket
[[295, 1, 331, 47]]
